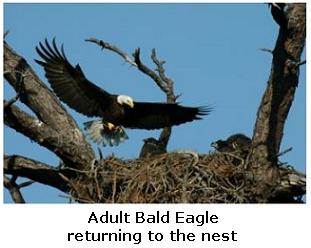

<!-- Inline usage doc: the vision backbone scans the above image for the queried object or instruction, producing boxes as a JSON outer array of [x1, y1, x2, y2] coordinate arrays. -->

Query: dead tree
[[247, 3, 306, 198], [3, 3, 306, 203]]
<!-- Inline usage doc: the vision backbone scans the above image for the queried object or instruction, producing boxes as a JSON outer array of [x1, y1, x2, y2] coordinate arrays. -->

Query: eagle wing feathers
[[123, 102, 211, 129], [35, 38, 111, 117]]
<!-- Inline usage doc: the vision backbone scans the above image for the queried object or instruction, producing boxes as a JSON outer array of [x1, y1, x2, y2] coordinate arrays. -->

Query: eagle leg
[[103, 122, 115, 131]]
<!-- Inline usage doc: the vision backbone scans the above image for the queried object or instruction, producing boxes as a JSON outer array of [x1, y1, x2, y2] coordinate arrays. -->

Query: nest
[[68, 151, 305, 203]]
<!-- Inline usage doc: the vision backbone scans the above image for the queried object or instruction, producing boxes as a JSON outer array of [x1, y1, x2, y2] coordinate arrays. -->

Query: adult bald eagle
[[35, 39, 211, 146]]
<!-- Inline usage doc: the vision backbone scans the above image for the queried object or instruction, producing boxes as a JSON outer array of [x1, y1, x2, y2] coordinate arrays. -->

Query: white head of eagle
[[117, 95, 134, 109], [35, 38, 212, 146]]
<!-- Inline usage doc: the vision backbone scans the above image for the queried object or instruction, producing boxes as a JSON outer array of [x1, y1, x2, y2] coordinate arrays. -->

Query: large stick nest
[[69, 151, 305, 203]]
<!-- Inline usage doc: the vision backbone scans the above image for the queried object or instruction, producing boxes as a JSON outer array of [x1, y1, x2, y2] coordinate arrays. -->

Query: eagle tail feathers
[[83, 119, 128, 147]]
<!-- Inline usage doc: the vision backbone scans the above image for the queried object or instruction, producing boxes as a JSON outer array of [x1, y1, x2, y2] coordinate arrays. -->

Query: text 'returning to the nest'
[[66, 209, 238, 246]]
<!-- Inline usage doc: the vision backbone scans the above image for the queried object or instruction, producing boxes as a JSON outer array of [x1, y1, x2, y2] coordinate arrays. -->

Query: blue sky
[[3, 3, 306, 203]]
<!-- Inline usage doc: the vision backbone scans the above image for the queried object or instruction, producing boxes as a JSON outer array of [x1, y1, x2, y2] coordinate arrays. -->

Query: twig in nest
[[176, 150, 200, 165], [58, 172, 82, 200], [222, 152, 245, 164], [61, 166, 90, 174], [93, 167, 103, 202], [111, 171, 117, 203], [58, 194, 94, 203]]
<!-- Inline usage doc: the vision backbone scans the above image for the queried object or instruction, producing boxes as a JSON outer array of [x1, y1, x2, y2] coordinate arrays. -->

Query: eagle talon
[[113, 126, 122, 134], [103, 122, 115, 131], [103, 123, 123, 134]]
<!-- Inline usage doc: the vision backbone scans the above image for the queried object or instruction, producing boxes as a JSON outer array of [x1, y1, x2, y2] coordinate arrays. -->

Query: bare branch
[[4, 30, 10, 39], [4, 102, 94, 170], [150, 49, 177, 146], [4, 175, 25, 203], [158, 127, 171, 148], [4, 154, 69, 193], [18, 180, 35, 188], [85, 37, 137, 67], [85, 37, 177, 103], [150, 49, 176, 103], [259, 48, 273, 54], [276, 147, 293, 157], [296, 60, 306, 67], [133, 48, 169, 93]]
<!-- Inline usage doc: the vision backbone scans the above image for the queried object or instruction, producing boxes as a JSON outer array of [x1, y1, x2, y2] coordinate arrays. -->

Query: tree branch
[[249, 4, 306, 169], [133, 48, 173, 97], [4, 102, 95, 170], [4, 154, 70, 193], [4, 41, 77, 131], [270, 165, 306, 202], [259, 47, 273, 54], [85, 37, 137, 67], [150, 48, 177, 103], [3, 74, 23, 109], [3, 175, 26, 203]]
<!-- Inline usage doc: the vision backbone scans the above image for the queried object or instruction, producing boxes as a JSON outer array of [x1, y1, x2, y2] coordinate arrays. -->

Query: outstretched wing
[[122, 102, 212, 129], [35, 38, 112, 117]]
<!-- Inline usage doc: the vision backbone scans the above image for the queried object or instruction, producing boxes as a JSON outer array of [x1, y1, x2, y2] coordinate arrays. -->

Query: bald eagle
[[35, 39, 211, 146]]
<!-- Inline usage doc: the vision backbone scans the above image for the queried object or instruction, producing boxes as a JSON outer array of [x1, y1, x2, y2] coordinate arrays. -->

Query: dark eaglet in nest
[[211, 133, 251, 153], [139, 138, 167, 158]]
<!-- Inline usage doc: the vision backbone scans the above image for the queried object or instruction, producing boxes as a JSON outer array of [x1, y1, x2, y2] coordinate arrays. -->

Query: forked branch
[[4, 175, 25, 203], [4, 154, 69, 193]]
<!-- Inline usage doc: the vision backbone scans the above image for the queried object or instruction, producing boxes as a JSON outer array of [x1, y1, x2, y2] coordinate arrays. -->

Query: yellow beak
[[128, 101, 134, 109]]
